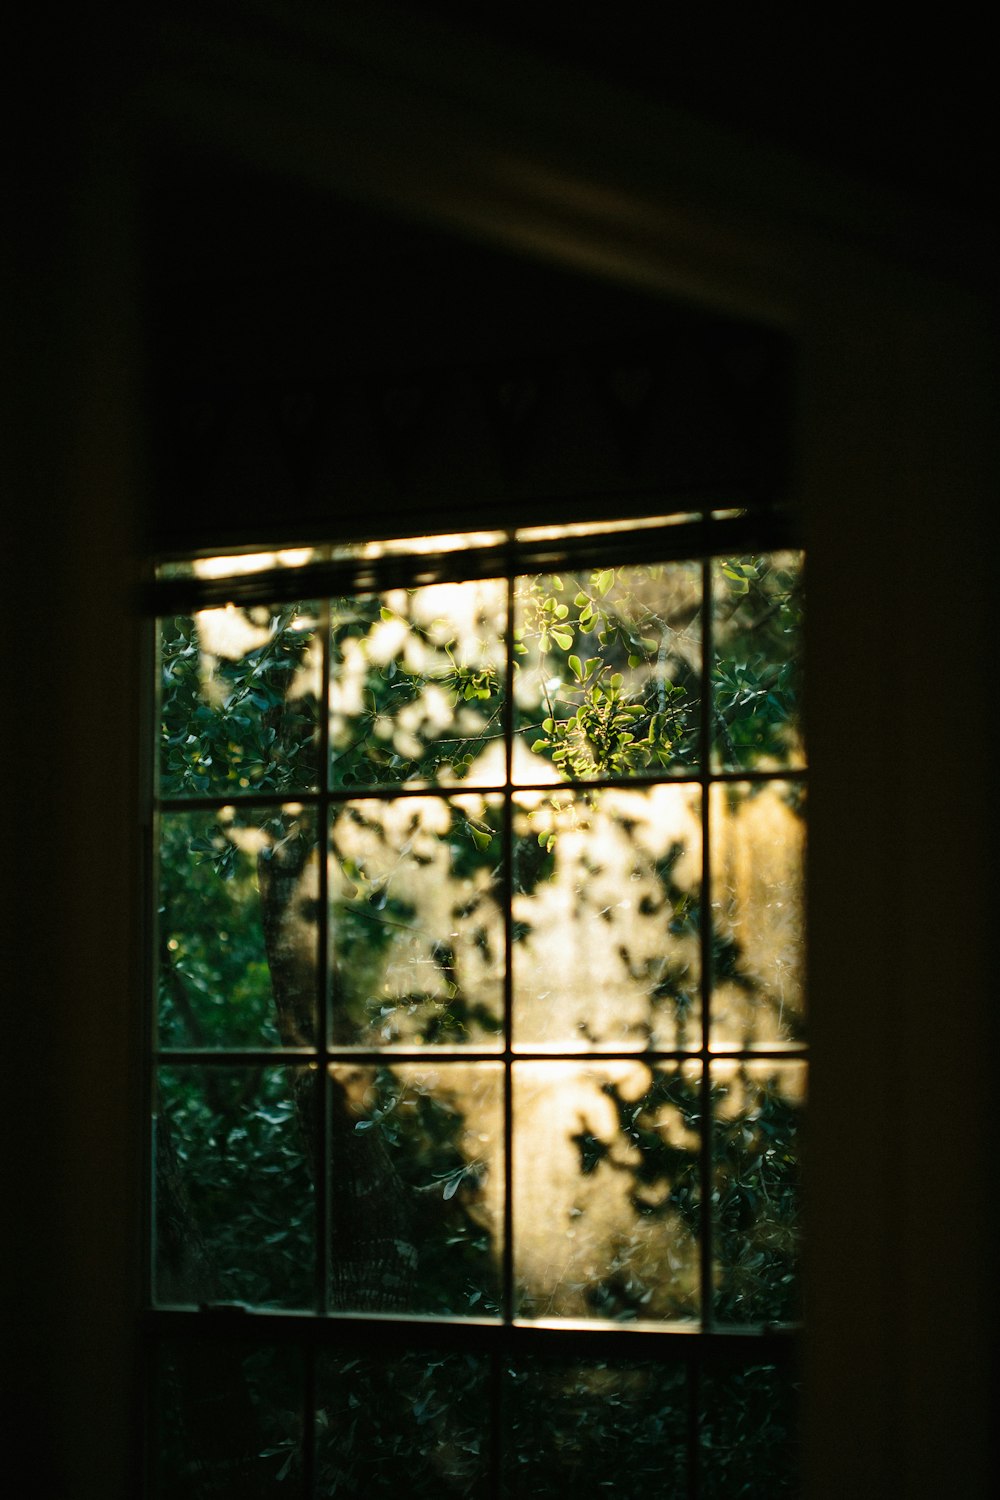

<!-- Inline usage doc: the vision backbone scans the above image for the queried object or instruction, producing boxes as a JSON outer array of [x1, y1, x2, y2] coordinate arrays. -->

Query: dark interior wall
[[2, 6, 995, 1497], [2, 8, 142, 1496], [143, 156, 793, 551], [801, 275, 995, 1496]]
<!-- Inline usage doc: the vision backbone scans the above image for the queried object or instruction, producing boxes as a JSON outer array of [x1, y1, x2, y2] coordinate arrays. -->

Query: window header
[[149, 510, 798, 618]]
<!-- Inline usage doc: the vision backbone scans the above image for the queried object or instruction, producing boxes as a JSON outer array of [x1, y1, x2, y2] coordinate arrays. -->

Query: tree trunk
[[257, 824, 417, 1313]]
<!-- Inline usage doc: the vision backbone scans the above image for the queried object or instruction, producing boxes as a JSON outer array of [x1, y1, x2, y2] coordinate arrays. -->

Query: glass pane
[[514, 1061, 701, 1322], [316, 1350, 489, 1496], [699, 1357, 800, 1497], [330, 796, 503, 1048], [328, 1062, 502, 1317], [712, 1060, 805, 1324], [710, 781, 806, 1048], [331, 530, 505, 559], [711, 551, 804, 771], [155, 1065, 315, 1310], [153, 1339, 303, 1498], [159, 601, 321, 796], [158, 806, 319, 1049], [513, 786, 701, 1050], [514, 562, 701, 782], [505, 1356, 688, 1498], [516, 512, 699, 540], [330, 579, 506, 787], [157, 547, 321, 581]]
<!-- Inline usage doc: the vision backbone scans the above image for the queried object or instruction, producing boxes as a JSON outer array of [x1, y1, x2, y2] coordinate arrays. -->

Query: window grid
[[148, 516, 804, 1496]]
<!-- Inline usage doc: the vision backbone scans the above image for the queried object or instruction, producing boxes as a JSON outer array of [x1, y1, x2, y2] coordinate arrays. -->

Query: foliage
[[329, 797, 504, 1048], [157, 1066, 314, 1310], [158, 808, 314, 1049], [505, 1356, 688, 1498], [712, 1067, 804, 1325], [335, 1064, 501, 1317], [518, 566, 696, 779], [156, 1339, 303, 1499], [329, 583, 505, 787], [156, 1342, 798, 1497], [712, 553, 803, 769], [700, 1358, 800, 1498], [316, 1349, 489, 1496], [504, 1354, 799, 1498], [160, 604, 320, 797], [159, 554, 801, 798], [583, 1063, 803, 1326]]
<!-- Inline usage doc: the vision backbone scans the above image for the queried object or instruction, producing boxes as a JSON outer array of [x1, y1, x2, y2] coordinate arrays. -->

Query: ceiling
[[415, 3, 995, 223]]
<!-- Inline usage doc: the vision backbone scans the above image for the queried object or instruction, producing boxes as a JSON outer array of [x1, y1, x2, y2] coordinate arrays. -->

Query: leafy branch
[[520, 566, 691, 779]]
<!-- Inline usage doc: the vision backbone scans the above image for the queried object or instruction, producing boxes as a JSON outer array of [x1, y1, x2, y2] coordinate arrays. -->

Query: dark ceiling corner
[[413, 2, 997, 224]]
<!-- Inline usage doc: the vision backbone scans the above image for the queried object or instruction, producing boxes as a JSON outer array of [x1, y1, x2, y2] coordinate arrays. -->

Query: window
[[147, 513, 805, 1495]]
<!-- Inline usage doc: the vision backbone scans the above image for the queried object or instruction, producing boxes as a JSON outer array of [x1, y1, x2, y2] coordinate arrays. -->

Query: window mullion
[[501, 570, 516, 1325], [302, 1344, 317, 1500], [316, 598, 332, 1319], [688, 1345, 703, 1500], [699, 556, 714, 1336]]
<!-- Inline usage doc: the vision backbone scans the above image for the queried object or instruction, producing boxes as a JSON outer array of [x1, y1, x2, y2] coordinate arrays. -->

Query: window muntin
[[149, 519, 804, 1491]]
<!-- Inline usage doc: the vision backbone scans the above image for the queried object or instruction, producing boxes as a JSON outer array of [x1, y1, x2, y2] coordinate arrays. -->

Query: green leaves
[[353, 1092, 399, 1133], [521, 567, 690, 779], [466, 819, 493, 852], [160, 606, 320, 797], [712, 553, 803, 768], [331, 585, 507, 788], [721, 560, 758, 594]]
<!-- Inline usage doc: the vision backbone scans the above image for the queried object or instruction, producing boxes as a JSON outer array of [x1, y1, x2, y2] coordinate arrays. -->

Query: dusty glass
[[158, 805, 319, 1049], [316, 1349, 490, 1497], [513, 1060, 702, 1322], [330, 579, 506, 788], [155, 1065, 315, 1310], [329, 796, 504, 1047], [153, 1340, 303, 1497], [711, 551, 804, 771], [699, 1357, 800, 1497], [504, 1356, 688, 1497], [159, 601, 321, 797], [512, 786, 701, 1050], [328, 1061, 503, 1317], [712, 1060, 805, 1324], [710, 780, 806, 1048], [514, 562, 702, 781]]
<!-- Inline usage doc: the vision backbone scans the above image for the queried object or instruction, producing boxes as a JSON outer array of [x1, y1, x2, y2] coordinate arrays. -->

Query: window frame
[[144, 508, 804, 1496]]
